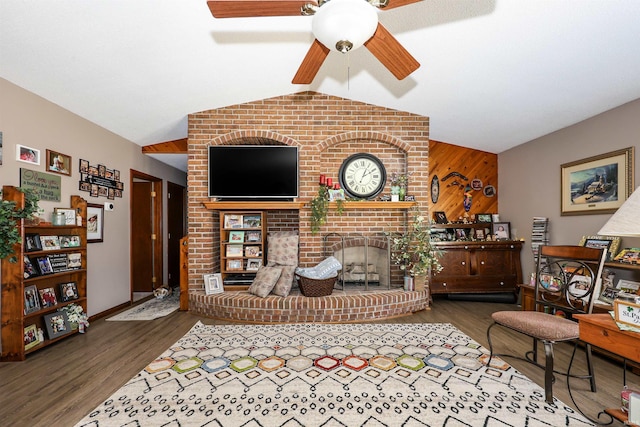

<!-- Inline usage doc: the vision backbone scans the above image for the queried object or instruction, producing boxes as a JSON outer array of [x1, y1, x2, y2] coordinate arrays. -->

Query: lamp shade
[[598, 186, 640, 236], [312, 0, 378, 53]]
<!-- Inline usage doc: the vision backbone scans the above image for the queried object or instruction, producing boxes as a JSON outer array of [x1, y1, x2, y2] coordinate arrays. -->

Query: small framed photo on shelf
[[246, 258, 262, 271], [226, 259, 243, 271], [328, 189, 346, 201], [455, 229, 467, 240], [224, 214, 243, 229], [246, 231, 261, 242], [476, 213, 493, 223], [24, 324, 41, 351], [59, 235, 81, 248], [203, 273, 223, 295], [228, 231, 245, 243], [60, 282, 79, 302], [614, 248, 640, 264], [244, 246, 260, 257], [54, 208, 76, 225], [226, 244, 243, 258], [43, 311, 72, 340], [35, 256, 54, 275], [45, 150, 72, 176], [492, 222, 511, 240], [433, 211, 448, 224], [24, 285, 41, 314], [243, 215, 261, 228], [67, 253, 82, 269], [38, 287, 58, 308], [24, 233, 42, 252], [40, 235, 60, 250], [474, 229, 485, 240], [24, 256, 40, 279]]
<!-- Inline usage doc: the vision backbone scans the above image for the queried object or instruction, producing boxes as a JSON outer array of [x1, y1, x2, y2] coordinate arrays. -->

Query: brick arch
[[210, 130, 300, 147], [324, 235, 389, 253], [317, 131, 409, 153]]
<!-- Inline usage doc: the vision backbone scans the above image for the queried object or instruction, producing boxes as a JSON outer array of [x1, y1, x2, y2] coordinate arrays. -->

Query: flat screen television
[[208, 145, 299, 200]]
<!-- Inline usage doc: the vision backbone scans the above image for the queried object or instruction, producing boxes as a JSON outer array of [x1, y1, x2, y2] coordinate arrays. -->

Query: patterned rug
[[106, 293, 179, 321], [75, 322, 594, 426]]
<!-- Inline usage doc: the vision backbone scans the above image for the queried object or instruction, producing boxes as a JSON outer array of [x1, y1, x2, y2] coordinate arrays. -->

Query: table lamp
[[598, 186, 640, 237]]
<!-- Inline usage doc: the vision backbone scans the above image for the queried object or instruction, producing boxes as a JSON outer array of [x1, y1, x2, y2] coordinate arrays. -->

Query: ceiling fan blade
[[381, 0, 423, 11], [207, 0, 317, 18], [364, 23, 420, 80], [292, 39, 330, 84]]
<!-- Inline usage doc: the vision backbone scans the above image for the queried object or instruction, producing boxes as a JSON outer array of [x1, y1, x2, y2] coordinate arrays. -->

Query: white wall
[[0, 78, 186, 316], [499, 98, 640, 278]]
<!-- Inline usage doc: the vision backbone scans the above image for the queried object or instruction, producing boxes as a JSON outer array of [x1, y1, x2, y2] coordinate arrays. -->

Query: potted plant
[[0, 187, 39, 262], [389, 172, 411, 201], [388, 209, 443, 290]]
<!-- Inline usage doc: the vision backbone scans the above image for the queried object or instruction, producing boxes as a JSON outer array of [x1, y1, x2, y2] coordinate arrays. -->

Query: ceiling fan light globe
[[312, 0, 378, 53]]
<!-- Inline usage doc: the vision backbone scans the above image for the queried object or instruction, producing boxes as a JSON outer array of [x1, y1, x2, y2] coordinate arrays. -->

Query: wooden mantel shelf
[[203, 200, 417, 211]]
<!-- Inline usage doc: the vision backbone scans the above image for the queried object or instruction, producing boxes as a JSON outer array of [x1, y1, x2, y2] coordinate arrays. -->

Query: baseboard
[[447, 292, 517, 303]]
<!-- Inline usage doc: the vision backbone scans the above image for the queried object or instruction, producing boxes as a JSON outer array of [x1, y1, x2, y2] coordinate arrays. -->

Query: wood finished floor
[[0, 297, 636, 426]]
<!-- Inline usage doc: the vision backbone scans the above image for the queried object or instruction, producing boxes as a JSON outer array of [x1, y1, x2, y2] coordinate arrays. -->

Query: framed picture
[[613, 248, 640, 264], [54, 208, 76, 225], [35, 256, 54, 275], [24, 233, 42, 252], [243, 215, 261, 228], [561, 147, 634, 215], [616, 279, 640, 293], [38, 287, 58, 308], [476, 213, 493, 223], [433, 211, 448, 224], [474, 228, 485, 240], [204, 273, 223, 295], [228, 231, 245, 243], [40, 235, 60, 250], [67, 253, 82, 269], [492, 222, 511, 240], [87, 203, 104, 243], [43, 311, 72, 340], [226, 259, 243, 271], [24, 324, 41, 351], [24, 256, 40, 279], [224, 214, 243, 229], [246, 258, 262, 271], [454, 229, 467, 240], [244, 246, 260, 257], [16, 144, 40, 165], [60, 282, 79, 302], [24, 285, 41, 314], [59, 235, 81, 248], [328, 189, 346, 201], [246, 231, 261, 242], [226, 244, 243, 258], [79, 159, 89, 174], [45, 149, 71, 176], [578, 235, 621, 261]]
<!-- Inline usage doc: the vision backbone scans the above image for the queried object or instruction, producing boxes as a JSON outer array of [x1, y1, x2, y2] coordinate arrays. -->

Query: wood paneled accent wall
[[186, 91, 430, 291], [429, 140, 498, 222]]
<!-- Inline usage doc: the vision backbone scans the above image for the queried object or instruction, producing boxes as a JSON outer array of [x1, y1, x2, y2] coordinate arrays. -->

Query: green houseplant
[[310, 185, 344, 234], [0, 187, 40, 262], [388, 209, 443, 279]]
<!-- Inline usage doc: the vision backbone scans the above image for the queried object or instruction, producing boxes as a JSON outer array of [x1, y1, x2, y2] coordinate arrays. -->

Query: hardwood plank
[[0, 297, 631, 426]]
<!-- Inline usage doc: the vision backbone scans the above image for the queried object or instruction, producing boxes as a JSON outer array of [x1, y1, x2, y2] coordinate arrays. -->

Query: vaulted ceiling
[[2, 0, 640, 172]]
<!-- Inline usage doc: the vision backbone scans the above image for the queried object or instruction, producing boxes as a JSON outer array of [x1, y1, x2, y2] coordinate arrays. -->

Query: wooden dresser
[[430, 241, 523, 295]]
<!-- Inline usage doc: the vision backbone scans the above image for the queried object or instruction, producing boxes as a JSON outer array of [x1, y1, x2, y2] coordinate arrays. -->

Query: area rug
[[75, 322, 594, 426], [106, 293, 179, 321]]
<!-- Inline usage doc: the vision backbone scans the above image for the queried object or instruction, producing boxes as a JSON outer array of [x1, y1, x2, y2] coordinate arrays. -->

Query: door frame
[[130, 169, 163, 301]]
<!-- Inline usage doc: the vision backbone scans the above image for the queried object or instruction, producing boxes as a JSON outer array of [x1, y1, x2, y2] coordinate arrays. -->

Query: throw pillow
[[248, 266, 282, 298], [267, 232, 299, 266], [270, 264, 296, 297]]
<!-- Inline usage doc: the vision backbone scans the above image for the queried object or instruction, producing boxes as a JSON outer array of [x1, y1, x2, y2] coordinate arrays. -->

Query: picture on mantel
[[78, 158, 123, 200]]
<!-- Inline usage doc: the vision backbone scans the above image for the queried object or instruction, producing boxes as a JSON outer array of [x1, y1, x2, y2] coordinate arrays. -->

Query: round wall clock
[[338, 153, 387, 199]]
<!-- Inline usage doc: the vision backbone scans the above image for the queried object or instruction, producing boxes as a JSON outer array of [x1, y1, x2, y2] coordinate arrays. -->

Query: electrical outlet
[[104, 202, 115, 211]]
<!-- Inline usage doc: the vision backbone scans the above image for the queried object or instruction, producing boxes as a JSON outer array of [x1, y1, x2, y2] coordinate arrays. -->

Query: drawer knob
[[481, 261, 485, 265], [461, 261, 466, 265]]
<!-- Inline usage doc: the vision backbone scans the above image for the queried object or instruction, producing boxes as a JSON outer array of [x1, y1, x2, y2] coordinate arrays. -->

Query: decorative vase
[[399, 186, 406, 201], [403, 276, 414, 291]]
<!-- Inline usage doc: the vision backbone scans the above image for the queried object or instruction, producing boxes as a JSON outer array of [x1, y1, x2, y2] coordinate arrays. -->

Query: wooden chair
[[486, 245, 607, 404]]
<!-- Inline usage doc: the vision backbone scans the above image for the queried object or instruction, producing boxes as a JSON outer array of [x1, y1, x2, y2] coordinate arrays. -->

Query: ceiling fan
[[207, 0, 421, 84]]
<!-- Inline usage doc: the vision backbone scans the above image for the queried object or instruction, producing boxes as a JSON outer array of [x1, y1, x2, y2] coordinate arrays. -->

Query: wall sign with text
[[78, 159, 124, 200]]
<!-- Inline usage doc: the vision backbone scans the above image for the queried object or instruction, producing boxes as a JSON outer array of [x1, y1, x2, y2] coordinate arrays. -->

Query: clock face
[[338, 153, 387, 199]]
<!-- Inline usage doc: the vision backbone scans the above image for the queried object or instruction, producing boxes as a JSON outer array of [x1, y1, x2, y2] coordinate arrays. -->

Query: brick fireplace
[[186, 91, 430, 320]]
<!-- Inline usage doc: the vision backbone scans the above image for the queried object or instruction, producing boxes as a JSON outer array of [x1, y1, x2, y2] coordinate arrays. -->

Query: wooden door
[[167, 181, 185, 288], [132, 181, 154, 292]]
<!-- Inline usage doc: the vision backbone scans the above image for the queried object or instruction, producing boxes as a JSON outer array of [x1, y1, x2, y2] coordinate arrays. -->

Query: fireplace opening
[[323, 233, 391, 290]]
